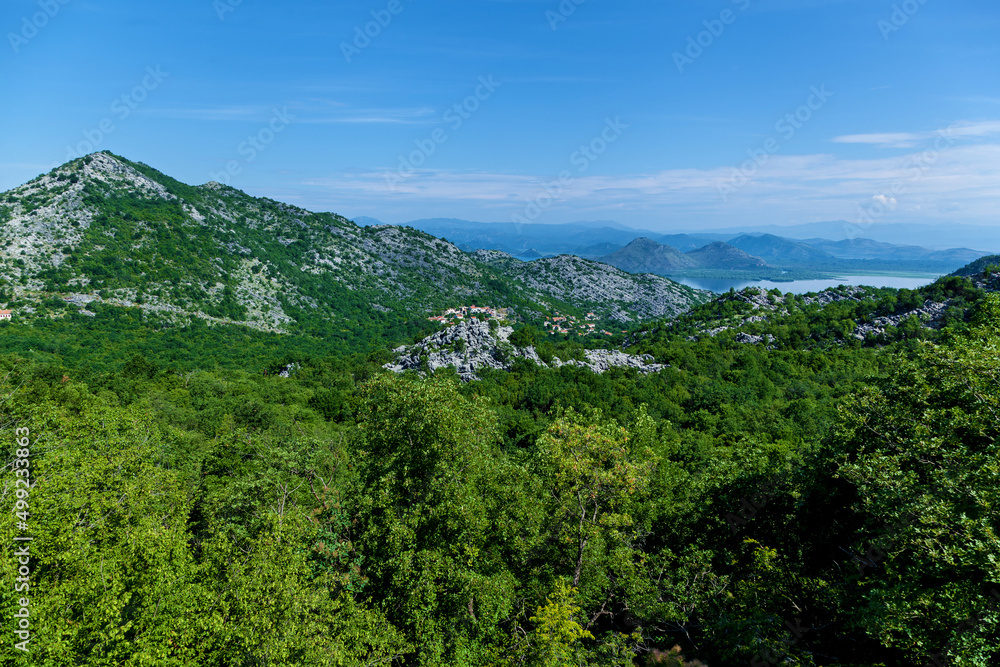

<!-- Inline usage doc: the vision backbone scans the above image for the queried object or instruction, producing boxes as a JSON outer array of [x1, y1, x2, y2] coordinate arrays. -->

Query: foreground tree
[[354, 374, 541, 666], [832, 294, 1000, 666]]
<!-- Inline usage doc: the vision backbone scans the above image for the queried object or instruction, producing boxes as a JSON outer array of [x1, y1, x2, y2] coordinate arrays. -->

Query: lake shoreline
[[673, 273, 945, 295]]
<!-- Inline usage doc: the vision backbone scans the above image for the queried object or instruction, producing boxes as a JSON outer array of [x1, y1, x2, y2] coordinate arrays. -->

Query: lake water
[[674, 275, 942, 295]]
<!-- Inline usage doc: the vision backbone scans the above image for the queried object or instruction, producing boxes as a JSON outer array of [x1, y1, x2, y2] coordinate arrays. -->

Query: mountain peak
[[13, 151, 175, 206], [686, 241, 770, 269], [599, 237, 696, 274], [625, 237, 660, 248], [81, 152, 175, 199]]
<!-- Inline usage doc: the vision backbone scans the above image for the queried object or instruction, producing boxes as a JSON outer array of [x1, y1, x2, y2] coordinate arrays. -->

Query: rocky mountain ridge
[[471, 250, 710, 323], [682, 285, 953, 343], [0, 153, 708, 336]]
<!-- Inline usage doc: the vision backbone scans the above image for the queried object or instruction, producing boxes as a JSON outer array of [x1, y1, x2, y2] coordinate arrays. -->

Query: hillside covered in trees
[[0, 152, 707, 352], [2, 249, 999, 665]]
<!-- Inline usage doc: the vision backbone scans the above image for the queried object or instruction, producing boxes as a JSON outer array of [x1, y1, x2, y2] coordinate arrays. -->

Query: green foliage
[[0, 263, 998, 665], [0, 363, 407, 665], [523, 581, 596, 666], [951, 254, 1000, 277], [355, 374, 531, 665], [510, 325, 539, 348], [827, 294, 1000, 665], [535, 408, 656, 591]]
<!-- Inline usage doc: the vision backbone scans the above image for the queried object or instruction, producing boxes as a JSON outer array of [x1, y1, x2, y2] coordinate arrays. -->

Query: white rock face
[[852, 299, 951, 340], [552, 349, 667, 374], [802, 286, 872, 306], [734, 332, 775, 346], [83, 151, 176, 200], [384, 321, 667, 381]]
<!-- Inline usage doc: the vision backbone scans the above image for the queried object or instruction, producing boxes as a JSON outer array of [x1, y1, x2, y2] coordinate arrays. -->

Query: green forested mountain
[[1, 157, 999, 666], [0, 152, 706, 348], [952, 254, 1000, 277]]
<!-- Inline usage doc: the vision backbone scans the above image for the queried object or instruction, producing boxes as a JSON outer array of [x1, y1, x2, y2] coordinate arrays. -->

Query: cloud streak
[[833, 121, 1000, 148]]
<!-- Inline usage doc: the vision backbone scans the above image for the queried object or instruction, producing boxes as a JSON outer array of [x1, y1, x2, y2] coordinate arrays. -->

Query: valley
[[1, 153, 999, 667]]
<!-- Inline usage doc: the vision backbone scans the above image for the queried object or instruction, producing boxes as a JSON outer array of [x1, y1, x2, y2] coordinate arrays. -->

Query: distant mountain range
[[801, 237, 990, 264], [370, 217, 993, 277], [681, 221, 1000, 251], [728, 234, 832, 265], [598, 239, 768, 274]]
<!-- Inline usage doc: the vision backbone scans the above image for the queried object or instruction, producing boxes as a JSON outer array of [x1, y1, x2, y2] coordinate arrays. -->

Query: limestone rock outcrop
[[384, 321, 667, 381]]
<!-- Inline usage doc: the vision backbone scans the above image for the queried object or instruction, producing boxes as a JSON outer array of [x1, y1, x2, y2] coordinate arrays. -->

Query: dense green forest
[[2, 271, 999, 665]]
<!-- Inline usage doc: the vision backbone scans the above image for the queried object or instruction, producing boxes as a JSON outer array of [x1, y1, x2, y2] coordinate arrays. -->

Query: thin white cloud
[[300, 133, 1000, 226], [832, 132, 923, 148], [953, 95, 1000, 106], [833, 120, 1000, 148]]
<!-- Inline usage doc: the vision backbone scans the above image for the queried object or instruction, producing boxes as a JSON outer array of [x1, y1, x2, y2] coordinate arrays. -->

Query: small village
[[429, 306, 619, 337], [426, 305, 510, 325], [542, 311, 619, 337]]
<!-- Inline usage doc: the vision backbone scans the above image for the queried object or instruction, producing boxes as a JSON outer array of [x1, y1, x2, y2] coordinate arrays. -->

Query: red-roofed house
[[0, 310, 11, 320]]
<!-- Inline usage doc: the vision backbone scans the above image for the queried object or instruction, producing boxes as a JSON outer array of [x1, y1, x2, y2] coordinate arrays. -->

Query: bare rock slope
[[384, 321, 667, 381]]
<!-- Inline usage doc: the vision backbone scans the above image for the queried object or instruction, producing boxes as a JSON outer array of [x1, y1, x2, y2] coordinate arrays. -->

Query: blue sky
[[2, 0, 998, 232]]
